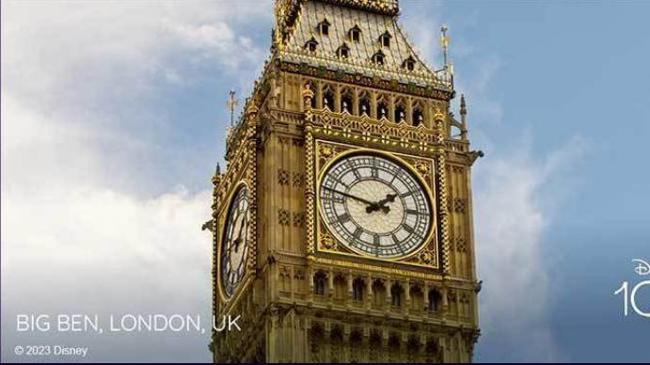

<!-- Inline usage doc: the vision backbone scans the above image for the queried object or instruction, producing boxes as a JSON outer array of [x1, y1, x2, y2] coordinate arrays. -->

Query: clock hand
[[367, 193, 397, 214], [323, 186, 375, 207], [234, 219, 247, 252]]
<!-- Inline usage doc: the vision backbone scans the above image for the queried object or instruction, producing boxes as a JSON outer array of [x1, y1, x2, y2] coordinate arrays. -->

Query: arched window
[[388, 333, 400, 349], [359, 93, 370, 116], [391, 283, 403, 307], [402, 56, 416, 71], [410, 285, 424, 311], [379, 31, 392, 47], [352, 278, 364, 301], [395, 104, 406, 123], [377, 100, 388, 119], [412, 108, 424, 127], [314, 271, 327, 295], [428, 288, 442, 312], [331, 325, 343, 343], [372, 279, 386, 307], [337, 43, 350, 59], [322, 88, 334, 110], [349, 25, 361, 42], [372, 51, 385, 66], [305, 37, 318, 52], [318, 19, 330, 36], [341, 90, 353, 113], [334, 275, 347, 299]]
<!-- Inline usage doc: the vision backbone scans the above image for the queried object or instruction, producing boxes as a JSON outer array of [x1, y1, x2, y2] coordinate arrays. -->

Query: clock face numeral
[[220, 186, 250, 298], [319, 153, 432, 259]]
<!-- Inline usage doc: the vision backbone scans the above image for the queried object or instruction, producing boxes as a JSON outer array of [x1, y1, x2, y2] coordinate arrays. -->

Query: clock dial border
[[315, 143, 438, 264], [217, 182, 252, 301]]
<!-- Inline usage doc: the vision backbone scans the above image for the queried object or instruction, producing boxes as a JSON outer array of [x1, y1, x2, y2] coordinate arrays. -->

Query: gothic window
[[377, 100, 388, 119], [322, 88, 334, 110], [428, 288, 442, 312], [372, 50, 385, 65], [359, 94, 370, 116], [334, 275, 347, 299], [350, 329, 363, 344], [388, 333, 400, 349], [305, 37, 318, 52], [402, 56, 416, 71], [391, 283, 403, 307], [395, 103, 406, 123], [413, 107, 424, 127], [337, 43, 350, 58], [349, 25, 361, 42], [352, 278, 364, 301], [341, 90, 353, 113], [330, 325, 343, 342], [318, 19, 330, 36], [407, 335, 421, 352], [314, 271, 327, 296], [379, 31, 392, 47], [410, 285, 424, 311], [372, 280, 386, 307]]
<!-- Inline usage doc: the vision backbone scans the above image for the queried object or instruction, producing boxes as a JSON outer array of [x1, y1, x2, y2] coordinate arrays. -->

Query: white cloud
[[402, 3, 586, 361], [1, 1, 272, 362], [473, 136, 586, 361]]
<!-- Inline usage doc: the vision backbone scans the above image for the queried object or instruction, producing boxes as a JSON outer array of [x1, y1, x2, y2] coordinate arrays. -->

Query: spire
[[460, 94, 468, 140], [440, 25, 453, 76], [460, 94, 467, 117], [215, 163, 221, 176], [227, 90, 238, 127]]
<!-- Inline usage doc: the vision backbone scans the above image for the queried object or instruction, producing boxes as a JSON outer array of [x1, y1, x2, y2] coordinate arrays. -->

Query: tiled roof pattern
[[278, 0, 451, 89]]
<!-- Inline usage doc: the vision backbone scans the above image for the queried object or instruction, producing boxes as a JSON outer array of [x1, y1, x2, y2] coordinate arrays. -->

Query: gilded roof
[[276, 0, 452, 89]]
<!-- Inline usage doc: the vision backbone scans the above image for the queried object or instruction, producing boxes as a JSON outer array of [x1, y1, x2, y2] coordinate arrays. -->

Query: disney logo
[[633, 259, 650, 276]]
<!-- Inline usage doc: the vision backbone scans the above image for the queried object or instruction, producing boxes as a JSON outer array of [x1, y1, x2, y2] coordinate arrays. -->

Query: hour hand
[[368, 193, 397, 213]]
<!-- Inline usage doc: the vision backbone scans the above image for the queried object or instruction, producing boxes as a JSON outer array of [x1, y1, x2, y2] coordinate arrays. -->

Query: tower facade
[[209, 0, 481, 362]]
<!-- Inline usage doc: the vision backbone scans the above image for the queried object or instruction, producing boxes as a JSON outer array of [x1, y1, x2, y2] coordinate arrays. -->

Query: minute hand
[[323, 187, 375, 206]]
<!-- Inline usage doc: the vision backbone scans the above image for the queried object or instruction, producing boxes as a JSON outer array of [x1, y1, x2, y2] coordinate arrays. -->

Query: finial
[[215, 163, 221, 176], [440, 25, 450, 69], [227, 90, 238, 127], [460, 94, 467, 116], [460, 94, 468, 140]]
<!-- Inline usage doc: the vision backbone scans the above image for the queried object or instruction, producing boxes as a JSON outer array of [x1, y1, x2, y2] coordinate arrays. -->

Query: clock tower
[[208, 0, 482, 362]]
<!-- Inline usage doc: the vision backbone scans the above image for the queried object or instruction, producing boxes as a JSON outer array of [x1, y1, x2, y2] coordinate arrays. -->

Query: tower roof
[[274, 0, 452, 90]]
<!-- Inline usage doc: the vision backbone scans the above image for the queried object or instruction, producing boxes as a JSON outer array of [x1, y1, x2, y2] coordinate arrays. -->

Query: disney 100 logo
[[614, 259, 650, 318]]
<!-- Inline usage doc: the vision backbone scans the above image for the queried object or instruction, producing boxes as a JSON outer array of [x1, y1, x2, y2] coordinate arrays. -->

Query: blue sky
[[2, 0, 649, 362]]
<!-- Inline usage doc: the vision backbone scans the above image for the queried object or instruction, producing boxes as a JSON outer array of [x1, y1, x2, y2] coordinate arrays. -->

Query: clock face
[[220, 186, 250, 298], [319, 153, 432, 259]]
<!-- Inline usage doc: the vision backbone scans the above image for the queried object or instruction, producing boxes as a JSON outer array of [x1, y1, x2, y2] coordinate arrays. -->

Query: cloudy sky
[[2, 0, 649, 362]]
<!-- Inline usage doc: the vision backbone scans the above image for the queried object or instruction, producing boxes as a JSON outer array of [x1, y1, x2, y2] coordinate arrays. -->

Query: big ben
[[208, 0, 482, 362]]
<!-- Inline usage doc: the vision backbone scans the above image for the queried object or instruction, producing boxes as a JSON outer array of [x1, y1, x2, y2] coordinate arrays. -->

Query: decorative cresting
[[306, 108, 447, 155], [320, 0, 399, 15]]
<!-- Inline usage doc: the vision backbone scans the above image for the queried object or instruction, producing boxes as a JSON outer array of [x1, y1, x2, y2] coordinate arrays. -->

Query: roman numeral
[[406, 209, 424, 216], [353, 227, 363, 239], [338, 213, 351, 223]]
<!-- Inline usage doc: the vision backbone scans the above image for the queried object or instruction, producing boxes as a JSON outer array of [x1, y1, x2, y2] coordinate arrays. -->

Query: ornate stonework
[[210, 0, 481, 362]]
